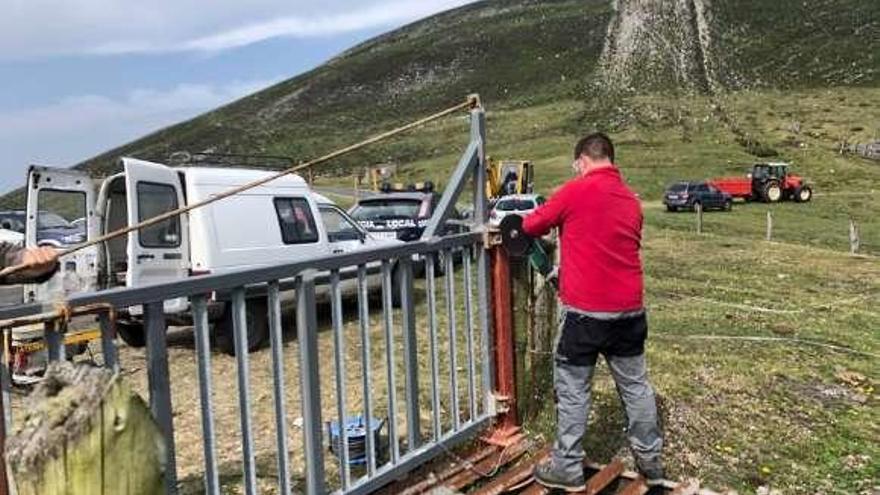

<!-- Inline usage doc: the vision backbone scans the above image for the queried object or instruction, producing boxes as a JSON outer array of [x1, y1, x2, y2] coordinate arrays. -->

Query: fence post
[[297, 272, 326, 494], [850, 219, 860, 255], [485, 246, 522, 447], [398, 257, 420, 450], [0, 329, 8, 495], [145, 302, 178, 495], [695, 202, 703, 234], [470, 103, 496, 418], [766, 211, 773, 242]]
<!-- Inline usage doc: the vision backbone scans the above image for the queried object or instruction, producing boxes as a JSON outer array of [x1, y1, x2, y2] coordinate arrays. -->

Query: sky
[[0, 0, 476, 193]]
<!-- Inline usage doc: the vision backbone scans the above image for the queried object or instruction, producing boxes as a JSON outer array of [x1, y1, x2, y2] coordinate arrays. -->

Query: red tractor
[[709, 163, 813, 203]]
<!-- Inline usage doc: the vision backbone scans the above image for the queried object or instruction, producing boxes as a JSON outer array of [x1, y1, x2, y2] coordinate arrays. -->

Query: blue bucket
[[327, 416, 385, 466]]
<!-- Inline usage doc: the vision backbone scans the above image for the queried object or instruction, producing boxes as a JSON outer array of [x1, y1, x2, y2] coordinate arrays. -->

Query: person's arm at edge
[[0, 243, 59, 285], [522, 183, 570, 237]]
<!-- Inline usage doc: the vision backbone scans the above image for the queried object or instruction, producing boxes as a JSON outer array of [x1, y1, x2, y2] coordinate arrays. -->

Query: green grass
[[4, 1, 879, 491], [522, 228, 879, 494]]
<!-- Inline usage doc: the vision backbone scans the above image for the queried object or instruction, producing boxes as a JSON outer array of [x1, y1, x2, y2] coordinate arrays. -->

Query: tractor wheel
[[723, 199, 733, 212], [762, 181, 782, 203], [666, 205, 677, 212], [795, 186, 813, 203]]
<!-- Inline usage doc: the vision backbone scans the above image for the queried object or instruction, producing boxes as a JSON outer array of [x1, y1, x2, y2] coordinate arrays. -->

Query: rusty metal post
[[484, 246, 522, 446]]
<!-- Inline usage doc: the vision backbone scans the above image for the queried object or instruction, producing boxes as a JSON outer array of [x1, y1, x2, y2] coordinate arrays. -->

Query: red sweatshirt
[[522, 166, 644, 312]]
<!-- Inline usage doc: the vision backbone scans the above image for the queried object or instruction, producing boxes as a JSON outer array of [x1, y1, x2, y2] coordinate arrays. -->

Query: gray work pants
[[551, 353, 663, 479]]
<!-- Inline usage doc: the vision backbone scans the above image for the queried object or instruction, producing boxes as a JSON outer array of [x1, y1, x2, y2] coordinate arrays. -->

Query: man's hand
[[17, 246, 60, 280]]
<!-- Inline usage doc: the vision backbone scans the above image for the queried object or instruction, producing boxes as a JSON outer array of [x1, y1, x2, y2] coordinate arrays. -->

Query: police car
[[349, 183, 463, 272]]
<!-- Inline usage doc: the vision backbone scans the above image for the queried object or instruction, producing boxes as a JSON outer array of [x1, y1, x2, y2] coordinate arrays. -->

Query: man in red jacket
[[524, 133, 663, 491]]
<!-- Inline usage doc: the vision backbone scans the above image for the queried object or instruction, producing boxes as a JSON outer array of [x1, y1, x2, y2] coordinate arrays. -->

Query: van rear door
[[122, 158, 189, 313], [24, 166, 99, 303]]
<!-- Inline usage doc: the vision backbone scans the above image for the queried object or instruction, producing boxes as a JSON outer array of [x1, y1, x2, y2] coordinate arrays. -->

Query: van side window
[[274, 198, 319, 244], [319, 205, 362, 242], [137, 182, 181, 248]]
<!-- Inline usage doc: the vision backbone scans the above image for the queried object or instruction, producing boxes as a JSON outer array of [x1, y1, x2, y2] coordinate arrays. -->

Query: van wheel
[[117, 320, 146, 348], [217, 298, 269, 355]]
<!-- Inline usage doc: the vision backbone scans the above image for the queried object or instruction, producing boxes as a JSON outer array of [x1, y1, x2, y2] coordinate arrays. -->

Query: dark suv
[[350, 192, 438, 242], [663, 181, 732, 212], [350, 189, 463, 274]]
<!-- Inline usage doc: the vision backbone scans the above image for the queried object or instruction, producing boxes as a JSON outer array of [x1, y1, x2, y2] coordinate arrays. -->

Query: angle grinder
[[499, 215, 558, 290]]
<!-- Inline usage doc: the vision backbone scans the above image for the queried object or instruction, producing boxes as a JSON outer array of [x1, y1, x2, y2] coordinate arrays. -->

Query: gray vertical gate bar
[[98, 312, 118, 373], [0, 327, 8, 495], [45, 321, 64, 362], [463, 248, 477, 420], [381, 260, 399, 463], [297, 272, 326, 494], [398, 257, 420, 451], [470, 105, 494, 414], [329, 271, 350, 488], [444, 249, 459, 430], [144, 302, 178, 495], [425, 254, 442, 440], [267, 282, 292, 495], [192, 296, 220, 495], [231, 289, 258, 495], [357, 265, 376, 476], [1, 328, 11, 433]]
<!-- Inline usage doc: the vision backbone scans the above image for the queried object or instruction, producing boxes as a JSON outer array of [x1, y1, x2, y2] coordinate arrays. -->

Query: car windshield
[[38, 211, 71, 229], [496, 199, 535, 211], [668, 183, 688, 192], [351, 199, 422, 220]]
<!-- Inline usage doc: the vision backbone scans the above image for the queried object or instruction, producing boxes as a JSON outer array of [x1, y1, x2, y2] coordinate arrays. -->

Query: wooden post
[[850, 219, 860, 255], [766, 211, 773, 241], [7, 363, 165, 495], [695, 203, 703, 234], [511, 257, 530, 421]]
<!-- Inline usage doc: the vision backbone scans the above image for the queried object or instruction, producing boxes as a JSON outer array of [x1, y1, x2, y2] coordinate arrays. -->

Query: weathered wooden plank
[[670, 479, 701, 495], [616, 477, 648, 495], [583, 458, 625, 495], [470, 445, 551, 495], [7, 363, 164, 495]]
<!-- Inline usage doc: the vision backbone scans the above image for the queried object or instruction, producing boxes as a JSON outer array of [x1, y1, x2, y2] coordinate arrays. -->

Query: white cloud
[[0, 78, 279, 191], [1, 0, 474, 59]]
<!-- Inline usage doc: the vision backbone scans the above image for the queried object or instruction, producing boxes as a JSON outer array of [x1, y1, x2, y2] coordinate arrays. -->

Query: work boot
[[636, 458, 665, 488], [533, 460, 586, 493]]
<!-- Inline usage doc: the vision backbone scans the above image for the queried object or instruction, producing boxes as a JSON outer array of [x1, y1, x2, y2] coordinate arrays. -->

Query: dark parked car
[[663, 181, 732, 212], [349, 187, 462, 274], [0, 210, 86, 246]]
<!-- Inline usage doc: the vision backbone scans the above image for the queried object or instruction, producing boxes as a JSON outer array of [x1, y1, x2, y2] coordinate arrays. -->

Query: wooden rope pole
[[0, 96, 479, 280]]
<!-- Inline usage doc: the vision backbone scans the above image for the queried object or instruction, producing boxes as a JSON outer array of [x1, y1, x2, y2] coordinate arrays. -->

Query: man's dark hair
[[574, 132, 615, 163]]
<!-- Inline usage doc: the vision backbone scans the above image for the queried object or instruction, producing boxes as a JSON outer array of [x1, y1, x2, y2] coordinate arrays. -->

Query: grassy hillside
[[3, 1, 877, 492], [0, 0, 875, 196]]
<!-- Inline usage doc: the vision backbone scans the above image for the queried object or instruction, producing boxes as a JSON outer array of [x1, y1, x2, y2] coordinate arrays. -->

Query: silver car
[[489, 194, 545, 228]]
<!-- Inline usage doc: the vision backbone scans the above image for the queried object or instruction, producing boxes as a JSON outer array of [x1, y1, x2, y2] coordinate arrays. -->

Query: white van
[[25, 158, 401, 354]]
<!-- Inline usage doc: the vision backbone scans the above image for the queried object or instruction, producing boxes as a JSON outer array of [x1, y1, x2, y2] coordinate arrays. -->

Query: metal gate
[[0, 103, 500, 495]]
